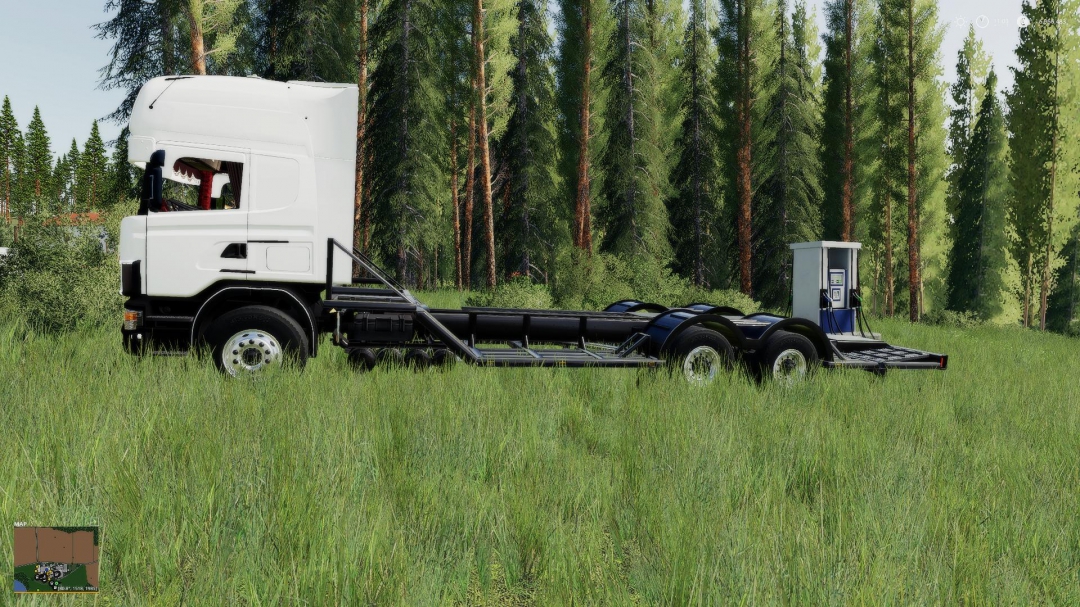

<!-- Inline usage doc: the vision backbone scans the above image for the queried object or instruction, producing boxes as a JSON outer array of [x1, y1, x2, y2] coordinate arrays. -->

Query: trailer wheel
[[761, 331, 818, 384], [347, 347, 376, 371], [668, 327, 734, 385], [374, 348, 405, 368], [431, 349, 458, 369], [208, 305, 309, 377], [404, 349, 431, 370]]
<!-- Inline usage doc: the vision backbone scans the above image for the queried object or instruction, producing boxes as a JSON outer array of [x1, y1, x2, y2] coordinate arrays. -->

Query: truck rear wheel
[[347, 347, 377, 371], [667, 327, 734, 385], [208, 305, 309, 377], [760, 331, 818, 384]]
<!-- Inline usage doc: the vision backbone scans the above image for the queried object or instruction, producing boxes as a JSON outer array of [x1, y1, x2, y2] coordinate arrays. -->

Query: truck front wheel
[[208, 305, 310, 377]]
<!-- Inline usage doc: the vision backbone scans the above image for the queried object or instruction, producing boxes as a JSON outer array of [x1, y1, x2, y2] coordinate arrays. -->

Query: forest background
[[0, 0, 1078, 334]]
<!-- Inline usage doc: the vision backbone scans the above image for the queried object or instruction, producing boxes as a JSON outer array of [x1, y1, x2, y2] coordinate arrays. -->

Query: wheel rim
[[683, 345, 722, 385], [771, 348, 807, 383], [221, 330, 282, 377]]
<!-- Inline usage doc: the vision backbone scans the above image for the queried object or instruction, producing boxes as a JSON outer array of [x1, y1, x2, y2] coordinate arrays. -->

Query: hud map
[[13, 526, 99, 593]]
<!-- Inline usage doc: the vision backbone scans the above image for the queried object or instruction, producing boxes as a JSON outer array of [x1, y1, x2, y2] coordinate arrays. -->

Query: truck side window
[[155, 157, 244, 212]]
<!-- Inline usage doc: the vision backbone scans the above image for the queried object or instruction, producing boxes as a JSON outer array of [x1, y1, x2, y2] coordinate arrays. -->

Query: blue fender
[[643, 309, 747, 356]]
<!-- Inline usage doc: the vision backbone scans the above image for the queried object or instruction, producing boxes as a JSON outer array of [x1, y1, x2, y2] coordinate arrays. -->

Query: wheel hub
[[222, 330, 282, 377], [772, 348, 807, 384], [683, 346, 722, 385]]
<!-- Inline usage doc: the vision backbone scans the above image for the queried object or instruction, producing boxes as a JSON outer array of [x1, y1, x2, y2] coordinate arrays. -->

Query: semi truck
[[118, 75, 948, 382]]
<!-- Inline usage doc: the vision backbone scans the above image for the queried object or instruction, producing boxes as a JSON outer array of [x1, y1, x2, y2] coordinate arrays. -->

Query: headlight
[[123, 310, 142, 331]]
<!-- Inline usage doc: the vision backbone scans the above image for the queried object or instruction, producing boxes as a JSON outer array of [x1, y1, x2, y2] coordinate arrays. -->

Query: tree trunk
[[464, 103, 476, 288], [905, 0, 919, 322], [396, 0, 413, 282], [474, 0, 496, 288], [841, 0, 854, 241], [450, 117, 463, 290], [1023, 251, 1033, 327], [690, 8, 704, 287], [186, 2, 207, 75], [575, 0, 593, 253], [1039, 31, 1061, 331], [736, 0, 753, 296], [353, 0, 369, 278]]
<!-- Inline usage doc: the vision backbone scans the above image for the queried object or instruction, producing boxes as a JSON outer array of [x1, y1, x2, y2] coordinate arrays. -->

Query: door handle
[[221, 243, 247, 259]]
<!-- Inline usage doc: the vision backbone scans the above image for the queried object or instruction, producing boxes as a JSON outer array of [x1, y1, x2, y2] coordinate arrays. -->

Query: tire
[[760, 330, 818, 384], [666, 326, 735, 385], [404, 349, 431, 370], [374, 348, 405, 368], [431, 348, 458, 369], [347, 347, 376, 371], [207, 305, 309, 377]]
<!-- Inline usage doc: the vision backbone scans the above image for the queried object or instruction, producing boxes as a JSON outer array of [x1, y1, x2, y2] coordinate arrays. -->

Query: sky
[[0, 0, 1026, 159]]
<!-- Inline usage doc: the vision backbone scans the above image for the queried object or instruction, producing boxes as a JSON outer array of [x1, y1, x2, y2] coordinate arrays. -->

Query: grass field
[[2, 298, 1079, 605]]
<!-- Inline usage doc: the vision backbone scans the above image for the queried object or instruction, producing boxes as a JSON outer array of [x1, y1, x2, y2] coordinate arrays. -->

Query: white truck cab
[[119, 76, 357, 360]]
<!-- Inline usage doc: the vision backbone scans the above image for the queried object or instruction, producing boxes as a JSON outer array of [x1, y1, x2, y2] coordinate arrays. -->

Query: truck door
[[245, 154, 316, 282], [145, 147, 250, 297]]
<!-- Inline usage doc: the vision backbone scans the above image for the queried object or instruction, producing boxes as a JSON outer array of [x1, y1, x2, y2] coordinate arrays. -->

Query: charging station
[[790, 241, 861, 335]]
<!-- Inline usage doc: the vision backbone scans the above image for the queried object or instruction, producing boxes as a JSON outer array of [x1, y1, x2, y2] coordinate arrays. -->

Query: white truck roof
[[127, 76, 358, 163]]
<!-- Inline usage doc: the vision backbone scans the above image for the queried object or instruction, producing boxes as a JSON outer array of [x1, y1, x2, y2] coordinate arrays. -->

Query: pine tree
[[754, 0, 823, 308], [946, 69, 1014, 320], [20, 107, 53, 217], [96, 0, 187, 123], [254, 0, 357, 82], [496, 0, 562, 279], [77, 121, 110, 211], [368, 0, 446, 283], [820, 0, 874, 242], [598, 0, 671, 260], [354, 0, 373, 265], [182, 0, 242, 75], [556, 0, 609, 253], [1006, 0, 1080, 329], [867, 0, 902, 315], [945, 27, 990, 222], [0, 96, 19, 221], [667, 0, 720, 286], [54, 139, 81, 214], [107, 127, 139, 207], [715, 0, 777, 294], [438, 0, 472, 288]]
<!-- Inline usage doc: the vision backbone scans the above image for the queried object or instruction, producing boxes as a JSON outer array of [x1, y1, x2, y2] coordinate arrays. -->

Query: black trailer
[[316, 240, 947, 383]]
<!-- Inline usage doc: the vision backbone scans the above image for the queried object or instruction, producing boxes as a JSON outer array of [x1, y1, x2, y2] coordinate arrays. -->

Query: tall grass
[[1, 312, 1078, 604]]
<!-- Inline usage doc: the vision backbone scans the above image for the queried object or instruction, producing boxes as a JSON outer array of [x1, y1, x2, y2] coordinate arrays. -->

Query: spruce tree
[[0, 96, 19, 221], [820, 0, 874, 243], [367, 0, 446, 283], [1006, 0, 1080, 329], [497, 0, 562, 279], [667, 0, 720, 286], [107, 127, 139, 207], [254, 0, 357, 82], [77, 121, 110, 211], [598, 0, 671, 260], [96, 0, 186, 123], [754, 0, 823, 309], [946, 69, 1014, 321], [55, 139, 81, 214], [556, 0, 609, 253], [715, 0, 777, 293], [21, 107, 53, 218]]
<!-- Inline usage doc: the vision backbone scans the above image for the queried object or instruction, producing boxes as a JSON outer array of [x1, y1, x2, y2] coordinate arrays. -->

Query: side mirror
[[138, 151, 165, 215]]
